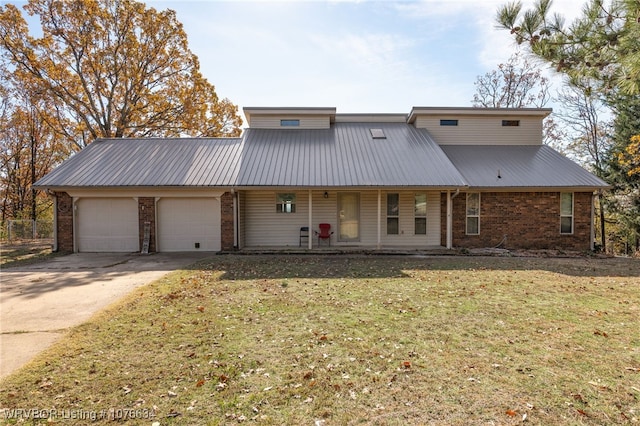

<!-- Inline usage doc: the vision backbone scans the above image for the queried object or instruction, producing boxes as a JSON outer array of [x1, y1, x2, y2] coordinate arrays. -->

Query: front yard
[[0, 255, 638, 425]]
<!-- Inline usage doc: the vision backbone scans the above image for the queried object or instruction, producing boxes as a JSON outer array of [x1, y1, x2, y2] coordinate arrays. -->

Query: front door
[[338, 192, 360, 242]]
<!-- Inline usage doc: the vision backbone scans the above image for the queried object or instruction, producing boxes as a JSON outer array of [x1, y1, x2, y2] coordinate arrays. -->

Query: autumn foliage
[[0, 0, 242, 222], [618, 135, 640, 177]]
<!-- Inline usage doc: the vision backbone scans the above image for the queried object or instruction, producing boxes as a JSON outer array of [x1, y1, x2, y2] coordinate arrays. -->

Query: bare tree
[[472, 52, 551, 108], [556, 82, 612, 251]]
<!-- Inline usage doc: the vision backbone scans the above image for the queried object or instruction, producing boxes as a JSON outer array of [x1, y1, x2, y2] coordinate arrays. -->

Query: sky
[[7, 0, 587, 121]]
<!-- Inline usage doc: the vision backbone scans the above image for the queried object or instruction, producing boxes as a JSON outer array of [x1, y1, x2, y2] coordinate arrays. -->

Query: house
[[34, 106, 609, 253]]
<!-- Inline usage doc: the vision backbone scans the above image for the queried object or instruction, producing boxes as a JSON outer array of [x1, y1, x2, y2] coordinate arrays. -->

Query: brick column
[[55, 192, 74, 253], [220, 192, 235, 251], [138, 197, 156, 253]]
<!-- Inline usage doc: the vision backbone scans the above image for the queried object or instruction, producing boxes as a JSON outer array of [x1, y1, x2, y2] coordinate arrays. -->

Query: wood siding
[[414, 116, 543, 145], [242, 190, 441, 247]]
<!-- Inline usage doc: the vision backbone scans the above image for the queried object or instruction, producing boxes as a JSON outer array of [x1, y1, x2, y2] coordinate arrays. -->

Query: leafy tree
[[496, 0, 640, 95], [0, 0, 242, 225], [604, 95, 640, 253], [0, 74, 68, 224], [0, 0, 242, 149], [619, 134, 640, 176]]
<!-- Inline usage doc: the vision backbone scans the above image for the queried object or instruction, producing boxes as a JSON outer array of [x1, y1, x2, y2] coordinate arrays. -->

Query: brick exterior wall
[[221, 192, 235, 251], [441, 192, 593, 251], [55, 192, 74, 253], [138, 197, 156, 253]]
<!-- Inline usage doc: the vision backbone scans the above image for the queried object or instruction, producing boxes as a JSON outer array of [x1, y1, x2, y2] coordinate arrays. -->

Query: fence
[[4, 220, 54, 241]]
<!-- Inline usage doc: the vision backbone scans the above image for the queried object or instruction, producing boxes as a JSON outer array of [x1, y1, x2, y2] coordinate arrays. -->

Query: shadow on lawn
[[0, 252, 211, 301], [204, 254, 640, 280]]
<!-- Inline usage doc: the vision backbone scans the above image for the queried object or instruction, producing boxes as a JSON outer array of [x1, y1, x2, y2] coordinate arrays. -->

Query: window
[[386, 193, 399, 235], [276, 193, 296, 213], [502, 120, 520, 127], [440, 119, 458, 126], [280, 119, 300, 127], [466, 193, 480, 235], [414, 193, 427, 235], [560, 193, 573, 234]]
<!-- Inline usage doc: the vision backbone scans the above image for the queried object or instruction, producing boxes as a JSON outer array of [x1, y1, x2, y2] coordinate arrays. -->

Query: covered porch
[[233, 188, 462, 251]]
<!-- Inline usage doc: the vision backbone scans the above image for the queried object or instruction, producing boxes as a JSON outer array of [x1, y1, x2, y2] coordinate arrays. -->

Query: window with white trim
[[414, 193, 427, 235], [560, 192, 573, 234], [387, 193, 399, 235], [276, 193, 296, 213], [466, 192, 480, 235]]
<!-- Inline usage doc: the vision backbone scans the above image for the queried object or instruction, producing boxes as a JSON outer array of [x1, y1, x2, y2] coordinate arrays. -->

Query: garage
[[157, 198, 221, 251], [76, 198, 139, 252]]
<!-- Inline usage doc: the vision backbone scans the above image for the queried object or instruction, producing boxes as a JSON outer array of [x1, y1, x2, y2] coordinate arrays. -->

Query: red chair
[[314, 223, 334, 246]]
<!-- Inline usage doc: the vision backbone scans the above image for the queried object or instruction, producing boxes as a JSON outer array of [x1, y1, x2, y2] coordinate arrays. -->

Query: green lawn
[[1, 255, 638, 425]]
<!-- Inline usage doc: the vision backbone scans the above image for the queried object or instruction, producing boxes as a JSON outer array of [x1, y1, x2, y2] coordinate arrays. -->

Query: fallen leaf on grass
[[588, 381, 611, 391], [196, 379, 205, 387], [197, 306, 205, 312], [572, 393, 586, 403], [593, 329, 608, 337]]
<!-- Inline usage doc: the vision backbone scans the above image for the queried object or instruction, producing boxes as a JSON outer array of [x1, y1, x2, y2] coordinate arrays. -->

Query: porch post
[[377, 190, 381, 249], [232, 190, 238, 249], [446, 190, 452, 249], [308, 189, 313, 249]]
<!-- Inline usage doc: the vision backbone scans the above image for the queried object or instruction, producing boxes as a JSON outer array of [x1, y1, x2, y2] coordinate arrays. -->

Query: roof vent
[[370, 128, 386, 139]]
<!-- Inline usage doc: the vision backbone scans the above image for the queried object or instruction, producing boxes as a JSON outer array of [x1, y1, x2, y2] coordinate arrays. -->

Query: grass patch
[[0, 255, 638, 425], [0, 240, 57, 268]]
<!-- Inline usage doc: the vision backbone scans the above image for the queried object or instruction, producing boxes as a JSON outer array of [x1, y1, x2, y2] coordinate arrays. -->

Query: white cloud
[[158, 0, 590, 113]]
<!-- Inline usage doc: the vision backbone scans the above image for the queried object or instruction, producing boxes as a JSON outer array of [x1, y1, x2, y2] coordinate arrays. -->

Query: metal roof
[[34, 138, 243, 188], [34, 127, 609, 191], [236, 123, 467, 187], [441, 145, 609, 189]]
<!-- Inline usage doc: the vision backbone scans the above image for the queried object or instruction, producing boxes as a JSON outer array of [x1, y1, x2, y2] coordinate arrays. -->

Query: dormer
[[243, 107, 336, 129], [407, 107, 552, 146]]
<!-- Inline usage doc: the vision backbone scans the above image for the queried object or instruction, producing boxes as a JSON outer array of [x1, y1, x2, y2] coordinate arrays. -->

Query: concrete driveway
[[0, 252, 211, 380]]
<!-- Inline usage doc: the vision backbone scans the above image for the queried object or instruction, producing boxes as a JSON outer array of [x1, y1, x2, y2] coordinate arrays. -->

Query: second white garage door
[[157, 198, 221, 252]]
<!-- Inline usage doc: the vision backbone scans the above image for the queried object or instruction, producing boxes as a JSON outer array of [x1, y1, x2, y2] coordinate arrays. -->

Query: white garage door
[[77, 198, 139, 252], [157, 198, 221, 252]]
